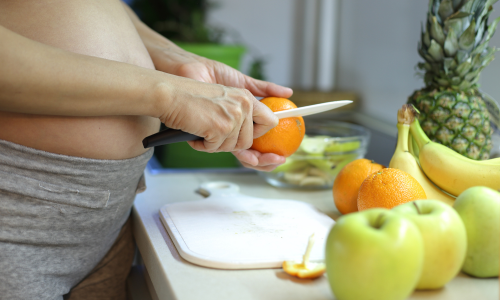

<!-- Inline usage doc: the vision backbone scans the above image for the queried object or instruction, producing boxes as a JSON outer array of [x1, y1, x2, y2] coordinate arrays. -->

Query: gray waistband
[[0, 139, 153, 191]]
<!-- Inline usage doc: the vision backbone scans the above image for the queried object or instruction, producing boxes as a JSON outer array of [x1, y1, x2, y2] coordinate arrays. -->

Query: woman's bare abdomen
[[0, 0, 160, 159]]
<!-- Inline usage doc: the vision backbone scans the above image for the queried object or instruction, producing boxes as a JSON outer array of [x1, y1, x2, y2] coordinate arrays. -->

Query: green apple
[[307, 153, 358, 174], [453, 186, 500, 278], [325, 208, 423, 300], [392, 199, 467, 289], [299, 135, 331, 154], [324, 140, 361, 153], [271, 158, 308, 173]]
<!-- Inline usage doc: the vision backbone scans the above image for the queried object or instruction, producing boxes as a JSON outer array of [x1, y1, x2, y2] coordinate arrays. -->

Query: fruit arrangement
[[389, 105, 456, 205], [315, 0, 500, 298], [407, 0, 500, 160], [398, 104, 500, 197], [325, 200, 470, 300], [325, 106, 500, 299], [325, 190, 499, 300]]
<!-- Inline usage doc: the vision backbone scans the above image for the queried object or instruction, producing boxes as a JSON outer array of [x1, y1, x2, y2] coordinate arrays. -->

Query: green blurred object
[[161, 142, 241, 169], [160, 43, 245, 169], [176, 43, 246, 71]]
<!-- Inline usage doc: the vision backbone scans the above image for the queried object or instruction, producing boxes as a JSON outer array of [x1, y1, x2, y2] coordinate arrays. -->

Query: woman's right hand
[[157, 76, 279, 153]]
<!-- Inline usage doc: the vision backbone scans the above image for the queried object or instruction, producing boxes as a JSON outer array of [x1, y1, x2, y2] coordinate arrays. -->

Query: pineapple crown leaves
[[418, 0, 500, 90]]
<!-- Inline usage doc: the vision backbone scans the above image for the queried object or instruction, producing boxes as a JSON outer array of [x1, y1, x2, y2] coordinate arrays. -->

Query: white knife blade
[[274, 100, 352, 119]]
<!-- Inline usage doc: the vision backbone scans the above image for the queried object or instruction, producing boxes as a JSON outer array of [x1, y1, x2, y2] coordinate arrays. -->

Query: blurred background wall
[[129, 0, 500, 125], [204, 0, 500, 124]]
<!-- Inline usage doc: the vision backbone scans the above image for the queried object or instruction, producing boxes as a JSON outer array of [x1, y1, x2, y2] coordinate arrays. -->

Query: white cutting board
[[159, 181, 335, 269]]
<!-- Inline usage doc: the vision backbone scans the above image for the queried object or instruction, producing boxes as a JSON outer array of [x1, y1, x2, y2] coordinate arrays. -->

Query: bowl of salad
[[258, 120, 370, 189]]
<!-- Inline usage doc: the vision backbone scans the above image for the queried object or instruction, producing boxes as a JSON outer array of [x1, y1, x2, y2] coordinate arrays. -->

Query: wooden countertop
[[132, 170, 499, 300]]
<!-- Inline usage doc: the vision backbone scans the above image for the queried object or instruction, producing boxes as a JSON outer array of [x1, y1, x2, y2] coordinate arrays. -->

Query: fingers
[[252, 98, 279, 139], [165, 72, 289, 154], [232, 149, 286, 172], [234, 110, 254, 149], [240, 162, 278, 172], [186, 86, 254, 153], [243, 75, 293, 98]]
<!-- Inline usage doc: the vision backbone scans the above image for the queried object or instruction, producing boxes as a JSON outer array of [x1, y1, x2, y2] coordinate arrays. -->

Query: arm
[[0, 24, 277, 153], [0, 24, 162, 118], [122, 3, 290, 170]]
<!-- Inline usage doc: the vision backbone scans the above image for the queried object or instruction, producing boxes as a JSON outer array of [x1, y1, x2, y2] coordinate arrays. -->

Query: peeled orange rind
[[282, 234, 326, 279], [282, 261, 326, 279]]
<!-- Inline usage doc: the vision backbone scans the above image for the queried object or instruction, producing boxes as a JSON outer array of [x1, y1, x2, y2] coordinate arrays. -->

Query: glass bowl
[[258, 120, 371, 189]]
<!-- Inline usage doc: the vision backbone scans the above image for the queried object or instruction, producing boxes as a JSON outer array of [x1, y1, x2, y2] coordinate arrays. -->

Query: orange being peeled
[[250, 97, 305, 157]]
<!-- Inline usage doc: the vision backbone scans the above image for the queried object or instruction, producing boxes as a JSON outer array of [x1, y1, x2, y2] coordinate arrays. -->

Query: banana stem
[[409, 120, 431, 150], [408, 134, 420, 159], [396, 124, 410, 153]]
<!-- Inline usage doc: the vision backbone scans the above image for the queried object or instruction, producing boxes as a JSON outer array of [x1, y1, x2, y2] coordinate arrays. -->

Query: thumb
[[252, 99, 279, 139]]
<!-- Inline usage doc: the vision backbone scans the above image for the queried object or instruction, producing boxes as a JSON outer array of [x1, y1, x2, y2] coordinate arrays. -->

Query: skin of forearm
[[0, 24, 171, 118]]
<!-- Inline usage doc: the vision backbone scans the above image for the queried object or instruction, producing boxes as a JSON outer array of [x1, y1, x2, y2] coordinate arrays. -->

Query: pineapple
[[408, 0, 500, 160]]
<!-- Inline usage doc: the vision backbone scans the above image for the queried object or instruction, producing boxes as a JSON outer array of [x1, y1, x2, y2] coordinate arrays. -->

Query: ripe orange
[[250, 97, 305, 157], [357, 168, 427, 211], [332, 158, 385, 214]]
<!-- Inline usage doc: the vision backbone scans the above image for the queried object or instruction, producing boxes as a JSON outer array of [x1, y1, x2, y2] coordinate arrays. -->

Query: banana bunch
[[389, 105, 455, 206], [409, 108, 500, 197], [390, 104, 500, 202]]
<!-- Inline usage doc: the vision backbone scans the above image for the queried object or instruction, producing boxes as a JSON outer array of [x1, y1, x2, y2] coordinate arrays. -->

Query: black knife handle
[[142, 129, 203, 148]]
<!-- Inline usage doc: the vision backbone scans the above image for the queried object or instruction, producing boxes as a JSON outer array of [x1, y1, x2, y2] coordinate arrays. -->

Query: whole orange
[[250, 97, 305, 157], [332, 158, 385, 214], [357, 168, 427, 211]]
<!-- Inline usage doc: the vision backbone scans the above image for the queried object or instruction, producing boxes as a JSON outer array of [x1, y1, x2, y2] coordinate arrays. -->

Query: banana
[[408, 134, 420, 162], [409, 109, 500, 197], [389, 106, 455, 206]]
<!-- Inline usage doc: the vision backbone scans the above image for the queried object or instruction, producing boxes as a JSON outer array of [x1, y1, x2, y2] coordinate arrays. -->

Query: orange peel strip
[[282, 234, 326, 279]]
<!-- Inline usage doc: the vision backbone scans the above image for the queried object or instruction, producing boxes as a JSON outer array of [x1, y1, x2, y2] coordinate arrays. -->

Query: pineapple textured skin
[[407, 0, 500, 160], [408, 88, 493, 159]]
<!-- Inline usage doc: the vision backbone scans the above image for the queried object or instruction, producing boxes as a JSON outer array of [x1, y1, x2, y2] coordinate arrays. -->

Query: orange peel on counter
[[282, 234, 326, 279]]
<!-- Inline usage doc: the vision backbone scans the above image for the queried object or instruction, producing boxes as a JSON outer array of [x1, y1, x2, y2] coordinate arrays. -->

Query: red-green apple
[[325, 208, 423, 300], [453, 186, 500, 278], [392, 199, 467, 289]]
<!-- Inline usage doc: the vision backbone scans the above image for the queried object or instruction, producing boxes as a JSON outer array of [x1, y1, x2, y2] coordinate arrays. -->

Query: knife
[[142, 100, 352, 148]]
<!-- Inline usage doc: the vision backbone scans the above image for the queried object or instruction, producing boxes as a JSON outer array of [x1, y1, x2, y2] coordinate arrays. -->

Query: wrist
[[149, 76, 176, 123]]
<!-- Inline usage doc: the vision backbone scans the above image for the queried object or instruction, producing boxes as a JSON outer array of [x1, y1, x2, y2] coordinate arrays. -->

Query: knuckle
[[176, 62, 202, 76], [242, 88, 253, 98], [221, 123, 234, 136], [212, 120, 230, 135], [231, 107, 243, 120]]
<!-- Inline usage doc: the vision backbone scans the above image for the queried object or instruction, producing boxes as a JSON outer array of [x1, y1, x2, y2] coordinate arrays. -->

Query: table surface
[[132, 170, 499, 300]]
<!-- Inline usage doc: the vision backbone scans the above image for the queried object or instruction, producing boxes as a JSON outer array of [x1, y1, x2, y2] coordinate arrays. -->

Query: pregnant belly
[[0, 0, 161, 159], [0, 113, 160, 160]]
